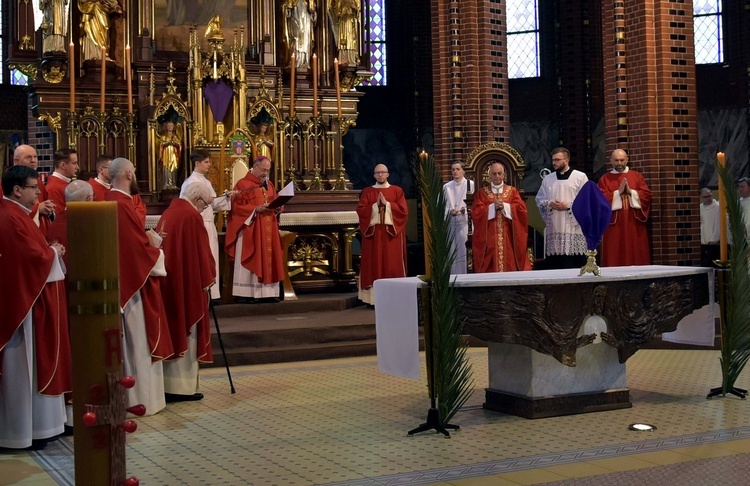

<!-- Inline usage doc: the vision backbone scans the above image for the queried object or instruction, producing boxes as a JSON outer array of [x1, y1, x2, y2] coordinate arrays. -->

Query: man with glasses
[[180, 149, 231, 300], [1, 165, 70, 450], [226, 156, 286, 301], [156, 183, 216, 402], [535, 147, 589, 269], [90, 154, 113, 201], [356, 164, 409, 304], [106, 157, 174, 416], [596, 148, 652, 266]]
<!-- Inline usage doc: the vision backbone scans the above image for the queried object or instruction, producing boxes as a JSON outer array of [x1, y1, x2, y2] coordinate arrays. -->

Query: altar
[[374, 266, 714, 418]]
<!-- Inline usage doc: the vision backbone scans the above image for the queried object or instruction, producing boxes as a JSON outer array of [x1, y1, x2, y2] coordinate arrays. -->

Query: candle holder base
[[578, 249, 601, 276]]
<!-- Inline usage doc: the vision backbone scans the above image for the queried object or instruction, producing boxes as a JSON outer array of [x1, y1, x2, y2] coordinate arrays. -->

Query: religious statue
[[205, 14, 223, 39], [328, 0, 360, 66], [283, 0, 317, 69], [38, 0, 69, 53], [249, 108, 275, 161], [78, 0, 122, 62], [158, 121, 183, 190]]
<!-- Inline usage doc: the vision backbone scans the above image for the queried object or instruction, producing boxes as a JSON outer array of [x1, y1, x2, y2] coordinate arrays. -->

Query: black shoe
[[62, 425, 74, 436], [165, 392, 204, 403]]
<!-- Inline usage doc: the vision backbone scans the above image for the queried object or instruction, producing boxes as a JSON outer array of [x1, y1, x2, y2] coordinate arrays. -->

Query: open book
[[266, 182, 294, 210]]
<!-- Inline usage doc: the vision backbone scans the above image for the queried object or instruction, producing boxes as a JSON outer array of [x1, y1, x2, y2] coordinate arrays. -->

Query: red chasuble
[[105, 190, 174, 360], [225, 173, 285, 284], [90, 178, 110, 201], [156, 198, 215, 362], [597, 170, 652, 266], [46, 210, 69, 266], [0, 199, 71, 394], [30, 174, 52, 236], [356, 185, 409, 289], [45, 175, 68, 213], [471, 184, 531, 272], [132, 194, 147, 229]]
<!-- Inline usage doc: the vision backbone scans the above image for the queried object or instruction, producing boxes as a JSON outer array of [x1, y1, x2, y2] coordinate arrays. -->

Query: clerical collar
[[2, 196, 32, 214], [373, 182, 390, 188], [491, 183, 504, 192], [111, 188, 132, 198], [51, 171, 71, 183], [94, 177, 111, 189], [610, 167, 630, 174], [556, 168, 573, 180]]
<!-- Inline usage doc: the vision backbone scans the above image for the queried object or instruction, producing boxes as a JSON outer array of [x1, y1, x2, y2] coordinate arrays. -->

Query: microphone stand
[[209, 298, 236, 394]]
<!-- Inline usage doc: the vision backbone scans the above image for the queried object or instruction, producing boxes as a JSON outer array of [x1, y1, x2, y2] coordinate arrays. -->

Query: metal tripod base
[[408, 408, 460, 438], [707, 386, 747, 399]]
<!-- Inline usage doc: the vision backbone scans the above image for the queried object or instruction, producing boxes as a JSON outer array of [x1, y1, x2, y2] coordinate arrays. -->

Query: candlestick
[[290, 54, 296, 118], [312, 54, 318, 118], [100, 46, 106, 113], [334, 58, 342, 119], [69, 41, 76, 113], [125, 45, 133, 114], [717, 152, 727, 261]]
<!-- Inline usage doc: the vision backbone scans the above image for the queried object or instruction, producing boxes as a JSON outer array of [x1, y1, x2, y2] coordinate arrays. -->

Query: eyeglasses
[[197, 197, 209, 210]]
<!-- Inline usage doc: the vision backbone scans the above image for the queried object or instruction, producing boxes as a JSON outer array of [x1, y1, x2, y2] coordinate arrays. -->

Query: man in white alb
[[180, 149, 231, 299], [443, 161, 474, 274]]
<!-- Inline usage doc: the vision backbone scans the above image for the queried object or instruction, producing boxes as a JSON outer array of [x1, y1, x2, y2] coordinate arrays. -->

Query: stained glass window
[[364, 0, 386, 86], [11, 69, 29, 86], [507, 0, 540, 79], [693, 0, 723, 64]]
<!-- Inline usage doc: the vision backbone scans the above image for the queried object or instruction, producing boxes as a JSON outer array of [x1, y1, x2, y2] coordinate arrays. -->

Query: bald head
[[109, 157, 134, 181], [610, 149, 629, 172], [373, 164, 389, 184], [13, 145, 39, 170], [65, 180, 94, 202]]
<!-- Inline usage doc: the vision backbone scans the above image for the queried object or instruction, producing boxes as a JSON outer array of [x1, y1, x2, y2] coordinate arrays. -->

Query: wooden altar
[[8, 0, 374, 293]]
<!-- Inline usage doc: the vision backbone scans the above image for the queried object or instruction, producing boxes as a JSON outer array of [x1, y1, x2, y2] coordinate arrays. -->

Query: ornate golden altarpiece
[[9, 1, 374, 293]]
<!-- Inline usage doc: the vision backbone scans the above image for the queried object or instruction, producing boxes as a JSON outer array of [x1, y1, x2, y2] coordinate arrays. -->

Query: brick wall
[[602, 0, 700, 265], [26, 97, 56, 172], [430, 0, 510, 178]]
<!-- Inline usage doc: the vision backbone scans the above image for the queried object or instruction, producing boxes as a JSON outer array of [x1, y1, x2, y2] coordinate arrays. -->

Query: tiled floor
[[2, 348, 750, 485]]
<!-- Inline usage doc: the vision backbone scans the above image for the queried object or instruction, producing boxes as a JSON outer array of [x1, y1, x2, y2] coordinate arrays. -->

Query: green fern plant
[[415, 152, 474, 424], [716, 162, 750, 396]]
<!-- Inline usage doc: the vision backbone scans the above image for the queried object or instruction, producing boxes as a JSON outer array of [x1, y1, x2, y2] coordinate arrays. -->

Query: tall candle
[[717, 152, 728, 261], [69, 41, 75, 113], [125, 45, 133, 114], [312, 54, 318, 118], [334, 58, 342, 119], [290, 54, 296, 118], [419, 151, 432, 278], [100, 46, 106, 113]]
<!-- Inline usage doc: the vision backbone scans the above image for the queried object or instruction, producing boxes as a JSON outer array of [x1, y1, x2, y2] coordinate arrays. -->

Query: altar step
[[206, 293, 380, 367]]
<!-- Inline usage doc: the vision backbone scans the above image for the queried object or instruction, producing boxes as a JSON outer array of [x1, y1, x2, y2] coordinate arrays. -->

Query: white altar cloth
[[374, 265, 715, 379]]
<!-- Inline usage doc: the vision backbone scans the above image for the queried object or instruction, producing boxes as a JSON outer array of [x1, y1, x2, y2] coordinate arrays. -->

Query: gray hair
[[182, 182, 211, 202], [109, 157, 133, 181], [65, 180, 94, 201]]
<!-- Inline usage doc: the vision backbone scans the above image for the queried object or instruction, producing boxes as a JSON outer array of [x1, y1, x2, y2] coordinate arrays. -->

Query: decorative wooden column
[[602, 0, 700, 265]]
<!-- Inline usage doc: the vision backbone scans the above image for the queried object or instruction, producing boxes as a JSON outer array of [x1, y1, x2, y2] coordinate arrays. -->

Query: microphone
[[261, 179, 268, 190]]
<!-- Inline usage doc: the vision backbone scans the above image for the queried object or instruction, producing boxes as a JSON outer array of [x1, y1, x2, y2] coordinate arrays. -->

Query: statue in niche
[[283, 0, 317, 68], [249, 108, 275, 161], [38, 0, 69, 53], [157, 120, 183, 189], [328, 0, 360, 66], [78, 0, 122, 61]]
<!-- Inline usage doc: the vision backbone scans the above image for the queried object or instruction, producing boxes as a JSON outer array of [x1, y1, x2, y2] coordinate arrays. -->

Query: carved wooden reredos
[[464, 142, 526, 194]]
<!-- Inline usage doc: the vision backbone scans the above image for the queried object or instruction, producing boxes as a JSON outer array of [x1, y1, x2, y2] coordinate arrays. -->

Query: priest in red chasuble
[[45, 149, 79, 213], [1, 165, 70, 450], [356, 164, 409, 305], [156, 183, 216, 401], [106, 157, 174, 416], [13, 145, 55, 233], [471, 162, 531, 272], [597, 149, 652, 266], [226, 156, 286, 300]]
